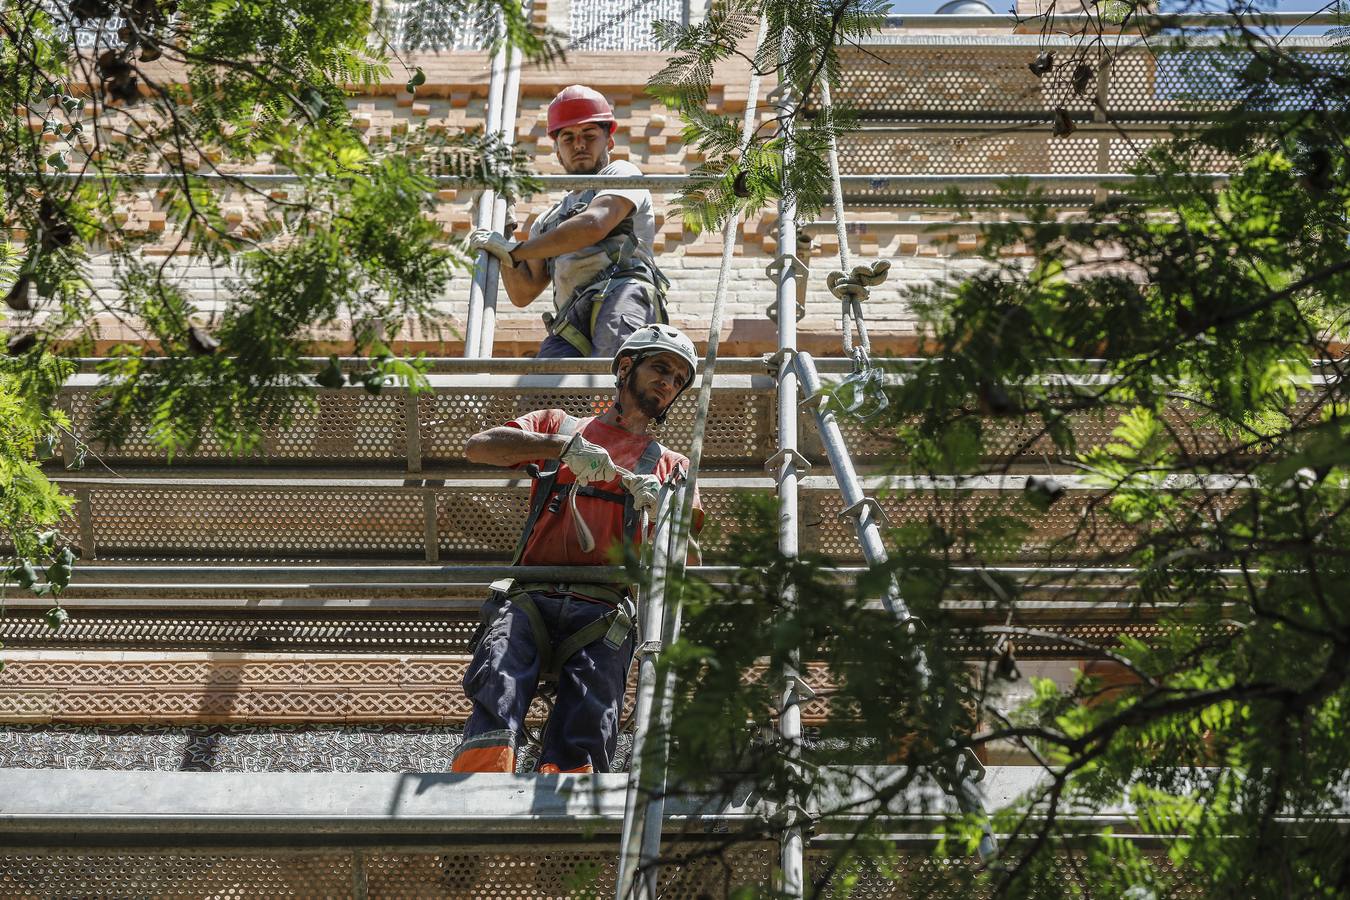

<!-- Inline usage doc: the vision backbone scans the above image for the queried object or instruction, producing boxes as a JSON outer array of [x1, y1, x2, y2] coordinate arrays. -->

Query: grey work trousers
[[536, 277, 658, 359]]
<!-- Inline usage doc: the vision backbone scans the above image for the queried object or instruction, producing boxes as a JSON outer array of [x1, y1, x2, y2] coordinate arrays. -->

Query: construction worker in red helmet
[[468, 84, 670, 359]]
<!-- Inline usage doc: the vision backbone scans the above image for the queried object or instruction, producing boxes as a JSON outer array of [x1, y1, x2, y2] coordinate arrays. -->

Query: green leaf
[[44, 606, 69, 631], [315, 355, 346, 390]]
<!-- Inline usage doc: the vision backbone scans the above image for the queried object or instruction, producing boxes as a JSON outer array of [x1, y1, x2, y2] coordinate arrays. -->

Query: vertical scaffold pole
[[477, 44, 522, 358], [462, 34, 507, 358], [771, 61, 807, 900], [616, 477, 686, 900], [793, 351, 998, 863], [774, 207, 806, 898]]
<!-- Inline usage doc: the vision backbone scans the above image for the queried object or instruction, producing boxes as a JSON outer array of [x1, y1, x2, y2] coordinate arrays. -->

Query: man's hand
[[468, 228, 518, 266], [560, 434, 618, 485], [623, 473, 662, 517]]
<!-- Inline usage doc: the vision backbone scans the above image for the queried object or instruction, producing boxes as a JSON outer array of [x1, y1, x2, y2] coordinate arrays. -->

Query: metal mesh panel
[[0, 611, 1163, 657], [0, 845, 1209, 897], [839, 133, 1099, 175], [69, 479, 1238, 563], [0, 613, 479, 653], [64, 390, 408, 464], [0, 851, 353, 898], [569, 0, 682, 51], [90, 487, 428, 559], [837, 40, 1343, 121], [813, 388, 1293, 464], [0, 845, 773, 899], [806, 848, 1203, 897], [837, 43, 1082, 119]]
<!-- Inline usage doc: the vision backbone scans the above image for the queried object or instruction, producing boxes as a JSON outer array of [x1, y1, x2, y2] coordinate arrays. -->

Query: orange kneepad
[[538, 763, 594, 774], [451, 744, 515, 773]]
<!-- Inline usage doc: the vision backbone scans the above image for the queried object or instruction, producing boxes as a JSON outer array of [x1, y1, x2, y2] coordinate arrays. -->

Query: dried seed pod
[[6, 332, 38, 356], [1072, 62, 1094, 96], [995, 643, 1021, 681], [1028, 50, 1055, 77], [4, 275, 32, 312], [69, 0, 114, 21], [732, 169, 751, 199], [139, 41, 162, 63], [1052, 107, 1075, 137], [1024, 475, 1067, 510], [96, 49, 132, 80], [107, 74, 140, 105]]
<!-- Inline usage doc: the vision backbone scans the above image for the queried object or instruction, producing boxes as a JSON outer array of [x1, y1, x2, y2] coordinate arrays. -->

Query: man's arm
[[500, 257, 550, 308], [511, 194, 634, 263], [465, 426, 568, 467]]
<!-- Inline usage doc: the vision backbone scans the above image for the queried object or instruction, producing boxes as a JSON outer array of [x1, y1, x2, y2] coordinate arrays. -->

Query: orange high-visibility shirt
[[508, 410, 704, 567]]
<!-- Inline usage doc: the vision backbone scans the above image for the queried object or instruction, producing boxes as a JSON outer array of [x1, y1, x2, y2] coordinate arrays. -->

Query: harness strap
[[489, 578, 635, 682], [621, 438, 667, 544], [508, 414, 581, 566]]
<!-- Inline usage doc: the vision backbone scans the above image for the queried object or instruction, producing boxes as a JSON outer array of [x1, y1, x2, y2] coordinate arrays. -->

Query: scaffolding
[[4, 9, 1343, 897]]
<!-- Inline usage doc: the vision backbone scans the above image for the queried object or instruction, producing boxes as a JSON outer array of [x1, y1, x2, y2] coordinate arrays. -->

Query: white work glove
[[560, 433, 617, 485], [467, 228, 518, 266], [622, 472, 662, 519]]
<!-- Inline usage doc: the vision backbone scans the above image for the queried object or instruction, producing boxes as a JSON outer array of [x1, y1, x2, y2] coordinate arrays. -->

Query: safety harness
[[477, 414, 667, 683], [535, 189, 671, 356]]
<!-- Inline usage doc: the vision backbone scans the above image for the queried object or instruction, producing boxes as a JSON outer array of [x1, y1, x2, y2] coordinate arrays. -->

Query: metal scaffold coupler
[[765, 801, 815, 834], [762, 347, 798, 374], [764, 448, 812, 477], [839, 496, 893, 531]]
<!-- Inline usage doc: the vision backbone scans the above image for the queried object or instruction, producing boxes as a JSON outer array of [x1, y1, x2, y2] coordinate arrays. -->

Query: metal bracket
[[798, 385, 832, 411], [762, 348, 797, 374], [765, 297, 806, 323], [765, 253, 809, 282], [765, 254, 808, 322], [839, 497, 893, 531], [764, 448, 812, 477], [785, 673, 818, 702], [959, 747, 987, 784], [765, 802, 815, 831]]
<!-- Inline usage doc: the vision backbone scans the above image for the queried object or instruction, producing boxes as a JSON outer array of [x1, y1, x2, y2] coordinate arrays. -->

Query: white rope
[[672, 15, 772, 557], [819, 75, 872, 363]]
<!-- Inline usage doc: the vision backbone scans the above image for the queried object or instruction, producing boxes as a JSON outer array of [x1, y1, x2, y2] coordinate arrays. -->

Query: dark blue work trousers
[[460, 591, 635, 772]]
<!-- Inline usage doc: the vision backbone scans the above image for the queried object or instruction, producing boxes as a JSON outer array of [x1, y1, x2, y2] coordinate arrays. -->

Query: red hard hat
[[547, 85, 617, 138]]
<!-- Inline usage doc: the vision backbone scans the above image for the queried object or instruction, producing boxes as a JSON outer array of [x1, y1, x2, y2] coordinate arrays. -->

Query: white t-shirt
[[529, 159, 655, 310]]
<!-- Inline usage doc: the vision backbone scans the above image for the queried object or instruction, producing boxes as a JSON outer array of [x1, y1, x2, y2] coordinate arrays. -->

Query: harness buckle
[[547, 483, 570, 514]]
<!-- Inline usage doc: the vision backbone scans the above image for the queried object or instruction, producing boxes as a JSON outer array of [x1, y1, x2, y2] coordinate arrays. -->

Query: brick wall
[[21, 44, 1042, 358]]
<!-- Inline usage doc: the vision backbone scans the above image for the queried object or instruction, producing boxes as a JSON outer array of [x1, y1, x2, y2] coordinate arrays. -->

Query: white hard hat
[[613, 323, 699, 401], [614, 323, 698, 377]]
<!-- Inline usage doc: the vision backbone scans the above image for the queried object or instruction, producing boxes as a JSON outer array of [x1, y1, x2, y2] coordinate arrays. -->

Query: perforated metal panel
[[63, 390, 408, 464], [839, 132, 1099, 175], [0, 844, 774, 898], [0, 851, 354, 898], [60, 382, 776, 469], [0, 844, 1208, 897], [0, 613, 479, 653], [60, 477, 1238, 563], [837, 38, 1342, 121], [88, 486, 429, 559]]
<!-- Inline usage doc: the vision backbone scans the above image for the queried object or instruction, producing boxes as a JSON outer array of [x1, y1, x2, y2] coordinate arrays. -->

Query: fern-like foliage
[[649, 0, 885, 232]]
